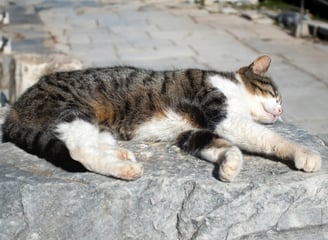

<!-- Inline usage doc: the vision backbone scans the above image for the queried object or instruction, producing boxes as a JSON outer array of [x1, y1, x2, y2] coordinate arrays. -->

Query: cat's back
[[12, 66, 153, 107]]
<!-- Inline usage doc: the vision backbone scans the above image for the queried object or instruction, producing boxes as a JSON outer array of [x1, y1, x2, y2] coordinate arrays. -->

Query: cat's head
[[238, 55, 283, 124]]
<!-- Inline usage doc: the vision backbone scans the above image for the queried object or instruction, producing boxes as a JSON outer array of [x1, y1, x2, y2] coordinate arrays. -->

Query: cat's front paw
[[97, 148, 144, 180], [116, 162, 144, 180], [111, 148, 143, 180], [294, 148, 321, 172], [218, 147, 243, 182]]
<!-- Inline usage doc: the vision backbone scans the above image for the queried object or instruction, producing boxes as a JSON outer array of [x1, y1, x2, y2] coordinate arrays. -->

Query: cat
[[1, 55, 321, 182]]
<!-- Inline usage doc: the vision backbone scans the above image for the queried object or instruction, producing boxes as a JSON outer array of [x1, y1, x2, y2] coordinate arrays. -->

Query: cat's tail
[[1, 110, 86, 172]]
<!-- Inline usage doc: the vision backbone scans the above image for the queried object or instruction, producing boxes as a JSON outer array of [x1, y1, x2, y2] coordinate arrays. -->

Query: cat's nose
[[277, 106, 283, 116]]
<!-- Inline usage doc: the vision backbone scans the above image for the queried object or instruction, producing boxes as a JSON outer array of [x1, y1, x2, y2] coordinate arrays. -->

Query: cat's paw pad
[[294, 148, 321, 172], [103, 147, 137, 162], [116, 162, 144, 180], [218, 147, 243, 182]]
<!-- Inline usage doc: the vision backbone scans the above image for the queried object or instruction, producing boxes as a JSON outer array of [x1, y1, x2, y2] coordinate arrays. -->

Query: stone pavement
[[1, 0, 328, 143]]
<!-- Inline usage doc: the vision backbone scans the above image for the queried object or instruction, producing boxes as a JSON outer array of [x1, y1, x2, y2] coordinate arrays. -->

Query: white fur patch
[[200, 147, 227, 163], [55, 119, 116, 169], [208, 74, 250, 119], [134, 109, 195, 142], [55, 119, 106, 151]]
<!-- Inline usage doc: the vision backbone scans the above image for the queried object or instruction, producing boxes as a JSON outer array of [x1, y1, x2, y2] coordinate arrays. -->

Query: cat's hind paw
[[294, 148, 321, 172], [218, 147, 243, 182]]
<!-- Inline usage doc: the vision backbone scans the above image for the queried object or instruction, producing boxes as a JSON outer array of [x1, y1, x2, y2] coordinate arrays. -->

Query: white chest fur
[[134, 110, 195, 142]]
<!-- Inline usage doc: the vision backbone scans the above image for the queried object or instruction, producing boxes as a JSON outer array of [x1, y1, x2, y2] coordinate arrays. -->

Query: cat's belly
[[133, 109, 195, 142]]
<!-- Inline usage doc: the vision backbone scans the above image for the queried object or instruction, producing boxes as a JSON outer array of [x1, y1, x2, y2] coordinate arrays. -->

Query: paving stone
[[70, 43, 117, 67], [313, 43, 328, 55], [88, 31, 124, 45], [4, 24, 49, 40], [53, 42, 71, 54], [293, 120, 328, 136], [117, 44, 195, 62], [130, 38, 173, 49], [108, 25, 152, 39], [7, 5, 42, 25], [12, 38, 51, 54], [318, 134, 328, 146], [92, 14, 121, 27], [66, 29, 92, 44], [156, 16, 210, 31], [66, 15, 98, 28], [148, 29, 194, 41], [45, 27, 68, 45], [115, 46, 157, 62]]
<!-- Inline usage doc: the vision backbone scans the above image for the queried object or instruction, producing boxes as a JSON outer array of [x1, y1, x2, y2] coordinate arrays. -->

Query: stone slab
[[318, 134, 328, 146], [0, 109, 327, 240], [6, 5, 42, 25]]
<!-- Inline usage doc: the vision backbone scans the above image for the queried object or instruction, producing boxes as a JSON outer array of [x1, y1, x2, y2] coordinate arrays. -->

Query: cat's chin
[[251, 105, 283, 124], [251, 111, 278, 124], [256, 118, 279, 125], [254, 113, 280, 124]]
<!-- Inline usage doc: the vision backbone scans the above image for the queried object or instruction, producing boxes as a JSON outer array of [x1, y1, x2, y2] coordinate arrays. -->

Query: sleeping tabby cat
[[2, 56, 321, 182]]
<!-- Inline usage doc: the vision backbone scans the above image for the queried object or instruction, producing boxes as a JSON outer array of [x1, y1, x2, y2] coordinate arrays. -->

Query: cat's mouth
[[261, 103, 283, 123]]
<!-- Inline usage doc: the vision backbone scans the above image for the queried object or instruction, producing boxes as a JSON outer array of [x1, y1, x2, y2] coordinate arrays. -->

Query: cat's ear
[[250, 55, 271, 75]]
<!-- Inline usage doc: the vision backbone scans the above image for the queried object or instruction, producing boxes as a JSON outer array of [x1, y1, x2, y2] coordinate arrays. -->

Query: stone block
[[0, 55, 12, 89], [0, 106, 327, 239], [293, 21, 310, 38], [0, 11, 10, 25], [9, 53, 82, 103]]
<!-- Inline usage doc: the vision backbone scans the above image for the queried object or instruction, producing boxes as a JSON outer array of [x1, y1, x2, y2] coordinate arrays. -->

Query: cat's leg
[[176, 130, 243, 182], [216, 117, 321, 172], [55, 119, 143, 180]]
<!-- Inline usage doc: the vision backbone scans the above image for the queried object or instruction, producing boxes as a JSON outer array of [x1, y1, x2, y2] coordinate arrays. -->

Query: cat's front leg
[[176, 130, 243, 182], [216, 117, 321, 172]]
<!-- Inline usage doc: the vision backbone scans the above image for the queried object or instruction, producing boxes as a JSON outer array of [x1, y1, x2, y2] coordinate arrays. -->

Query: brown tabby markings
[[8, 109, 19, 122], [91, 97, 115, 125], [239, 67, 280, 99]]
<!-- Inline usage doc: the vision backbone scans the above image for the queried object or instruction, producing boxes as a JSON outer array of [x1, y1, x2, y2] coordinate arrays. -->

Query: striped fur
[[1, 56, 321, 181]]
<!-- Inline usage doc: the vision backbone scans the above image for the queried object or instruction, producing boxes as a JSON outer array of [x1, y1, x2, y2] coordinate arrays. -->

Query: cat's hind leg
[[55, 119, 143, 180], [176, 130, 243, 182]]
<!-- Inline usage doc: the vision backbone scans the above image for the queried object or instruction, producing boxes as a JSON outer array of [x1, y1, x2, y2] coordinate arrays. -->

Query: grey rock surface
[[0, 108, 328, 240]]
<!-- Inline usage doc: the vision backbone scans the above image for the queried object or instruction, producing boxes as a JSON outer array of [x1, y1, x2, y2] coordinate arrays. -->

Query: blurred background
[[0, 0, 327, 144]]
